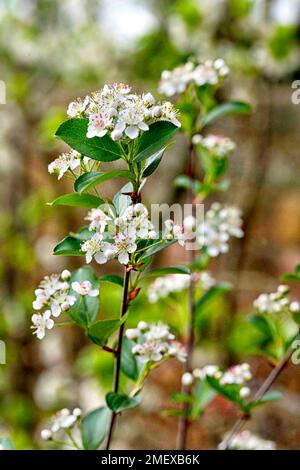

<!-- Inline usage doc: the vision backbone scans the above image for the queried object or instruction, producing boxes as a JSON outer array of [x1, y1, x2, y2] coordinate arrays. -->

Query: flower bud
[[181, 372, 194, 386], [61, 269, 71, 281], [41, 429, 52, 441]]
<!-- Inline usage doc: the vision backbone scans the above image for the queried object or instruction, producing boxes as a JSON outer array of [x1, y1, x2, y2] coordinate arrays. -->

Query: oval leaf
[[69, 266, 100, 328], [53, 236, 83, 256], [55, 118, 121, 162], [200, 101, 251, 128], [74, 170, 131, 194], [87, 318, 122, 346], [134, 122, 178, 162], [49, 193, 103, 208], [105, 392, 141, 413], [82, 406, 110, 450]]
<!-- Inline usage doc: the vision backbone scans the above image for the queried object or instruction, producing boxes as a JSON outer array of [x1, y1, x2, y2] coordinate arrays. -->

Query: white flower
[[85, 208, 111, 233], [198, 203, 243, 256], [254, 285, 300, 316], [196, 134, 236, 157], [147, 274, 190, 303], [219, 431, 276, 450], [125, 328, 140, 340], [71, 281, 99, 297], [31, 311, 54, 340], [61, 269, 71, 281], [48, 150, 81, 179], [220, 363, 252, 386], [67, 83, 180, 142], [128, 322, 186, 365], [163, 220, 185, 246], [81, 232, 113, 264], [41, 429, 52, 441], [198, 271, 216, 291], [181, 372, 194, 386], [32, 272, 76, 318], [159, 59, 229, 97], [87, 112, 113, 138], [50, 409, 78, 433], [113, 233, 137, 265], [118, 203, 155, 239], [240, 387, 251, 398], [67, 96, 90, 117]]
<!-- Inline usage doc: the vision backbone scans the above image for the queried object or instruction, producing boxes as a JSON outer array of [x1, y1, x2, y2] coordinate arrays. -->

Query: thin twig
[[222, 339, 298, 449], [105, 266, 130, 450], [177, 141, 195, 450]]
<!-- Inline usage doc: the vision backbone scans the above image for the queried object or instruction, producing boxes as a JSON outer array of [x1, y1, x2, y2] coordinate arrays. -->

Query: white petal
[[46, 319, 54, 330], [51, 304, 61, 317], [118, 252, 129, 265], [138, 121, 149, 131], [88, 289, 99, 297], [94, 252, 108, 264], [125, 126, 139, 139]]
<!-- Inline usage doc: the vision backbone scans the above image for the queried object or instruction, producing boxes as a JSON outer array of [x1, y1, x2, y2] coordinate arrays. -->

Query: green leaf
[[134, 121, 178, 162], [105, 392, 141, 413], [0, 438, 15, 450], [87, 318, 122, 346], [174, 175, 202, 193], [55, 118, 121, 162], [113, 182, 133, 216], [70, 226, 92, 241], [82, 406, 110, 450], [200, 101, 251, 128], [100, 274, 124, 287], [49, 193, 103, 208], [53, 236, 83, 256], [74, 170, 131, 193], [69, 266, 100, 327], [190, 379, 216, 420], [247, 391, 283, 412], [171, 392, 193, 404], [121, 337, 143, 381], [195, 283, 231, 323], [249, 314, 275, 341], [206, 376, 242, 405], [141, 240, 177, 260], [142, 148, 165, 177], [143, 265, 190, 279]]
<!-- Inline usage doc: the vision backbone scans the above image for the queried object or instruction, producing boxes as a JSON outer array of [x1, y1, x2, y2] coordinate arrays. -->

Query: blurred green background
[[1, 0, 300, 449]]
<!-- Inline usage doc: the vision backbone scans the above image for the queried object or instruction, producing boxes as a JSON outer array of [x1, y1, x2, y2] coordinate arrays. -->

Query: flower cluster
[[48, 150, 92, 180], [182, 363, 252, 399], [41, 408, 82, 442], [67, 83, 180, 141], [31, 270, 75, 340], [184, 203, 243, 257], [219, 430, 276, 450], [82, 203, 184, 266], [158, 59, 229, 97], [147, 274, 190, 303], [254, 285, 300, 315], [31, 271, 100, 340], [147, 271, 216, 303], [192, 134, 236, 158], [125, 322, 187, 364]]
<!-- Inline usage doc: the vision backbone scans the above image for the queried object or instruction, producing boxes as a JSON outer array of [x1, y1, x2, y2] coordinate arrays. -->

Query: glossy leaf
[[120, 337, 143, 381], [87, 318, 122, 346], [143, 265, 191, 279], [55, 118, 121, 162], [53, 236, 83, 256], [100, 274, 124, 287], [200, 101, 251, 128], [105, 392, 141, 412], [82, 406, 110, 450], [142, 148, 165, 177], [134, 121, 177, 162], [49, 193, 103, 208], [74, 170, 131, 193], [141, 240, 177, 260]]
